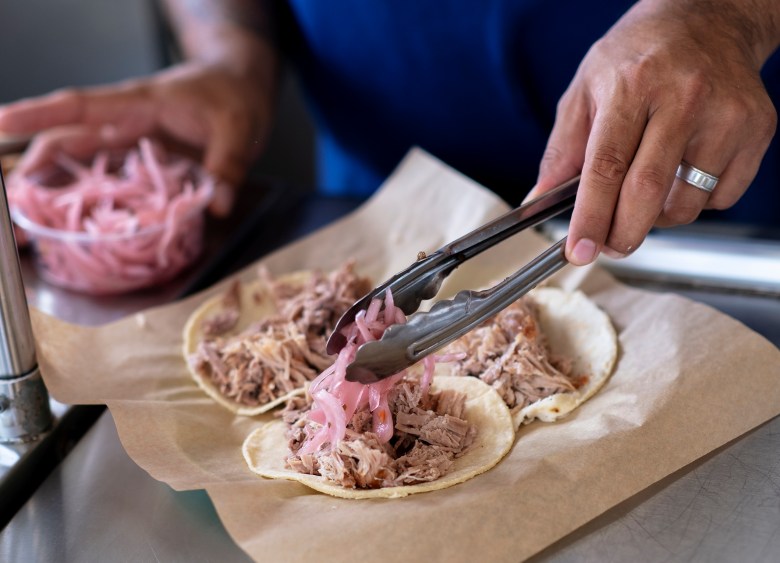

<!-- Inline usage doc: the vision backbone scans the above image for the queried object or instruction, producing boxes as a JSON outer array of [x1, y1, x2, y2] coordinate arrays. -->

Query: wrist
[[639, 0, 780, 67], [181, 25, 278, 86], [161, 0, 281, 97]]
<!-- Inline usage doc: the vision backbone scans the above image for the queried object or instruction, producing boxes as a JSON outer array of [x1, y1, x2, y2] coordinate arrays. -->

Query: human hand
[[531, 0, 778, 265], [0, 61, 274, 216]]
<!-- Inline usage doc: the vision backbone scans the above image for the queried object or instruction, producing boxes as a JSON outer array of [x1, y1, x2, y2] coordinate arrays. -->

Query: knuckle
[[757, 103, 777, 139], [47, 88, 86, 122], [50, 87, 82, 106], [631, 168, 669, 202], [662, 204, 701, 225], [540, 145, 566, 172], [675, 91, 703, 120], [680, 70, 712, 101], [618, 55, 654, 91], [720, 97, 751, 124], [588, 142, 630, 185]]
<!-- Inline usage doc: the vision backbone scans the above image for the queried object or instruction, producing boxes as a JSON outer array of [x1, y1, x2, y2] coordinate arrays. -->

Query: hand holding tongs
[[325, 176, 580, 384]]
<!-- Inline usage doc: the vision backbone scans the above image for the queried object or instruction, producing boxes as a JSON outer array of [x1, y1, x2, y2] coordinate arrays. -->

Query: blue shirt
[[281, 1, 780, 225]]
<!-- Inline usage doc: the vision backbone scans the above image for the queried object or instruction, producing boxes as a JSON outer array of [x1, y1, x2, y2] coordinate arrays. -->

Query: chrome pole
[[0, 165, 51, 443]]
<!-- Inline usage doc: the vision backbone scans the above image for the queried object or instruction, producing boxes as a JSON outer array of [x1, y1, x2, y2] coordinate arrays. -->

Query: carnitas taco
[[241, 284, 616, 498], [242, 292, 515, 498], [447, 287, 617, 428], [182, 262, 372, 415]]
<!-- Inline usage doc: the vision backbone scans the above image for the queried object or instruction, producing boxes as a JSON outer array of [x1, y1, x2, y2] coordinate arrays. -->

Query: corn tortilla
[[512, 287, 618, 428], [242, 376, 514, 499], [182, 271, 313, 416]]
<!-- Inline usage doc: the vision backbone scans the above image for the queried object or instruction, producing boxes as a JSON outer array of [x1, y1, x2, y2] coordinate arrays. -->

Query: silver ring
[[675, 161, 719, 193]]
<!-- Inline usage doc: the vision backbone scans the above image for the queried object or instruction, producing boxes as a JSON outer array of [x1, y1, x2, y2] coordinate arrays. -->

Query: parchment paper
[[31, 149, 780, 562]]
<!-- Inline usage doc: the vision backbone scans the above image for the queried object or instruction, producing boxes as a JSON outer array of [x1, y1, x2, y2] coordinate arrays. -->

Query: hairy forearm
[[641, 0, 780, 66], [162, 0, 279, 85]]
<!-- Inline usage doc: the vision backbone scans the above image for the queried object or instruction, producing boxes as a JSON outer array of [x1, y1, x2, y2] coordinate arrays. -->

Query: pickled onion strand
[[139, 138, 170, 198], [384, 287, 396, 323], [432, 352, 467, 363], [7, 138, 214, 294], [365, 298, 382, 323], [420, 355, 436, 397], [354, 310, 374, 342]]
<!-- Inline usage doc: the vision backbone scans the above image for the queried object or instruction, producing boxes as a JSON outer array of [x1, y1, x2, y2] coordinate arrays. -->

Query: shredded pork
[[447, 296, 580, 413], [283, 379, 477, 488], [201, 279, 242, 337], [189, 262, 371, 407]]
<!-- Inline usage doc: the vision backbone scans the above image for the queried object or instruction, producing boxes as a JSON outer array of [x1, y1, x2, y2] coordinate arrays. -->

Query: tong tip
[[325, 331, 346, 356], [344, 364, 382, 384]]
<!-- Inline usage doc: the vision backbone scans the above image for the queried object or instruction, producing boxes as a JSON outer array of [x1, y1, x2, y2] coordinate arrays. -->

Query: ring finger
[[655, 132, 736, 227], [655, 163, 727, 228]]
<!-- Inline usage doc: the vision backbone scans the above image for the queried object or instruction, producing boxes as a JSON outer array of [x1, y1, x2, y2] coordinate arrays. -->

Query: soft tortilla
[[513, 287, 618, 428], [182, 271, 313, 416], [242, 376, 515, 499]]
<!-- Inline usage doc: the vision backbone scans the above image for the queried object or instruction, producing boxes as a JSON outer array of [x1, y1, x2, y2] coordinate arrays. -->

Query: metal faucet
[[0, 165, 52, 443]]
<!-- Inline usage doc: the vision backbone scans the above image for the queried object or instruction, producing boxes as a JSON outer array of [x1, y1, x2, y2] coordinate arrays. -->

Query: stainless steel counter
[[0, 411, 250, 562], [1, 196, 779, 562]]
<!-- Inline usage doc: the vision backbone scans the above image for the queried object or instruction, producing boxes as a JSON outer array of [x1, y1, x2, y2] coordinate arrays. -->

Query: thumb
[[203, 117, 257, 218]]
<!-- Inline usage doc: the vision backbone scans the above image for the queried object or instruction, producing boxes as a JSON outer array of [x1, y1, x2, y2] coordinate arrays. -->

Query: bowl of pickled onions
[[9, 138, 215, 295]]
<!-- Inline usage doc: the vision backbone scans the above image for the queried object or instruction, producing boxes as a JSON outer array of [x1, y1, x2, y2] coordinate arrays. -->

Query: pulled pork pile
[[448, 296, 582, 413], [189, 262, 371, 407], [283, 378, 476, 488]]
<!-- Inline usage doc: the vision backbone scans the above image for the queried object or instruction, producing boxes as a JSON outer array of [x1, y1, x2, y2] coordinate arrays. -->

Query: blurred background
[[0, 0, 316, 187]]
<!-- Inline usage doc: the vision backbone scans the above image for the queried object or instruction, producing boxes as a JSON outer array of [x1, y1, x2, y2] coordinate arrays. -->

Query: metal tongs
[[326, 176, 580, 383]]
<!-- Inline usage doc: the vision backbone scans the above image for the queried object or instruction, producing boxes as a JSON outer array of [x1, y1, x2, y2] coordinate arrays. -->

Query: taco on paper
[[243, 375, 514, 499], [241, 284, 616, 498], [182, 262, 372, 415], [447, 287, 617, 428], [242, 292, 515, 499]]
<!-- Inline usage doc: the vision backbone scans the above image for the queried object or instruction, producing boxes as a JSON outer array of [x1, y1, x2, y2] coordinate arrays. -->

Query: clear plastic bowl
[[12, 203, 208, 295], [8, 139, 215, 295]]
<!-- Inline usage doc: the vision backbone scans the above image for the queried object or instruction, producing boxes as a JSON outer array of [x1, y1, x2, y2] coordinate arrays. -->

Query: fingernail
[[570, 238, 597, 265], [602, 247, 626, 259], [522, 188, 539, 204]]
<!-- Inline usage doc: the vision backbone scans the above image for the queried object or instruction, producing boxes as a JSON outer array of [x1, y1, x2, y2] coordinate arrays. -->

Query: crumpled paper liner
[[31, 149, 780, 562]]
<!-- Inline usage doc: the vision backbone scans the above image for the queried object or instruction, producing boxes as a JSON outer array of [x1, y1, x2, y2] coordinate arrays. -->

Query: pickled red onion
[[8, 138, 214, 294], [297, 289, 458, 454]]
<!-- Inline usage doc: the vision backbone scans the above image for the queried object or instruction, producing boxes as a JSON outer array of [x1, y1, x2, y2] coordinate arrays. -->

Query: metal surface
[[0, 400, 67, 481], [347, 238, 568, 383], [0, 167, 52, 444], [0, 412, 251, 563], [0, 135, 30, 157], [0, 195, 778, 563], [0, 367, 51, 444], [328, 177, 579, 355], [543, 220, 780, 296], [0, 168, 37, 378], [676, 161, 718, 193]]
